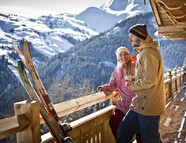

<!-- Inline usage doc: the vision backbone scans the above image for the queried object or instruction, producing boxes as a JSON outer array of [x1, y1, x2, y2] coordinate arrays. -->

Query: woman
[[97, 46, 142, 142]]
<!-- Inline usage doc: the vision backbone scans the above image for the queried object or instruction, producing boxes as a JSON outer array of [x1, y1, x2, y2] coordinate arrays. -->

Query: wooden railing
[[0, 67, 185, 143]]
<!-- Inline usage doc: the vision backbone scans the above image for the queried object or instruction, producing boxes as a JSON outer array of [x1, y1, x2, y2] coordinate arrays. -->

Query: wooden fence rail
[[0, 67, 185, 142]]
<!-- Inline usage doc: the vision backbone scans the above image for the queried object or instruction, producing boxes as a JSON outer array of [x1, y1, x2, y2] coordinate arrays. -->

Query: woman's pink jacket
[[99, 63, 135, 114]]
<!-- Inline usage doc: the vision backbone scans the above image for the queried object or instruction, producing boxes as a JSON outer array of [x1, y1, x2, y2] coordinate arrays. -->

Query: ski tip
[[12, 45, 18, 51], [23, 40, 31, 53], [24, 40, 29, 47], [18, 60, 24, 67]]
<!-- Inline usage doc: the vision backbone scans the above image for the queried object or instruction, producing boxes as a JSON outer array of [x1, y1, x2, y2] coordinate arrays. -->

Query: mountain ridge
[[77, 0, 152, 32], [0, 1, 185, 121]]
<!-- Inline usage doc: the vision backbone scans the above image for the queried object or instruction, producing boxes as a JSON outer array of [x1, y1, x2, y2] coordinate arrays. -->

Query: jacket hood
[[135, 35, 158, 52]]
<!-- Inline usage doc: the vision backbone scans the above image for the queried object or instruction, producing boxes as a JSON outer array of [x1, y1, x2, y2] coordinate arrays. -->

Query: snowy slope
[[0, 0, 153, 62], [77, 0, 152, 32], [0, 12, 98, 95], [0, 13, 98, 59], [0, 0, 154, 95], [102, 0, 152, 12]]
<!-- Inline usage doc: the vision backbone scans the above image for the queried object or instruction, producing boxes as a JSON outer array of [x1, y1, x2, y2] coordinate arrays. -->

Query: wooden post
[[173, 68, 177, 76], [173, 68, 178, 91], [184, 68, 186, 83], [14, 100, 41, 143], [178, 67, 181, 74], [181, 68, 185, 83], [167, 70, 172, 98], [178, 67, 181, 87], [167, 69, 172, 79]]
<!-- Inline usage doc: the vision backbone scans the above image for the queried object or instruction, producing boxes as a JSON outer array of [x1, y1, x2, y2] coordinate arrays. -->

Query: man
[[116, 24, 166, 143]]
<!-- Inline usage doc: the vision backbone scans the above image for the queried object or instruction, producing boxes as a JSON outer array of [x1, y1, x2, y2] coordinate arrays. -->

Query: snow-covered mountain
[[0, 0, 153, 64], [0, 0, 154, 96], [0, 12, 98, 95], [0, 0, 185, 122], [76, 0, 152, 32], [0, 13, 97, 59], [0, 0, 160, 96]]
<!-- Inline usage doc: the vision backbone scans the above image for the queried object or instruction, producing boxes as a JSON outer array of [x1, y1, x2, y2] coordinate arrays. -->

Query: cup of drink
[[125, 75, 134, 86]]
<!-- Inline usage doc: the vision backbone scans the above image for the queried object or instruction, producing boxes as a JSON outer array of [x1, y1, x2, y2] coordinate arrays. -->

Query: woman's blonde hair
[[117, 58, 134, 75]]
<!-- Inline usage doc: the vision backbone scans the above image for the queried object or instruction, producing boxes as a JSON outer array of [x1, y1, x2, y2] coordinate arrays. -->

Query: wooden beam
[[0, 114, 30, 140], [159, 86, 186, 142], [42, 105, 115, 143], [158, 25, 185, 33], [158, 33, 186, 41], [161, 19, 175, 25], [159, 32, 186, 37], [158, 11, 171, 19], [156, 0, 184, 10], [168, 37, 186, 41], [54, 91, 119, 118], [155, 0, 186, 25], [14, 101, 41, 143], [149, 0, 162, 25]]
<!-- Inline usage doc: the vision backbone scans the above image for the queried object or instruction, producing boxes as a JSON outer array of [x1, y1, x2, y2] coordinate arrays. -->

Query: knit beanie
[[115, 46, 130, 60], [129, 24, 148, 40]]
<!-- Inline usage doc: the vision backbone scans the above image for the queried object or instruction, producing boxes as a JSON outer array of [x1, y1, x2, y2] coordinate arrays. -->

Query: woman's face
[[118, 51, 130, 64]]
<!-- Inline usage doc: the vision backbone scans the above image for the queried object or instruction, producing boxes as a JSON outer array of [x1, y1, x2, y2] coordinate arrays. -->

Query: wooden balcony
[[0, 67, 185, 143]]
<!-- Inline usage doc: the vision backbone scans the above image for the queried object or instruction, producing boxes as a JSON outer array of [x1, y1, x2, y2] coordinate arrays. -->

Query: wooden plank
[[157, 11, 186, 30], [54, 91, 119, 118], [169, 37, 186, 41], [161, 19, 175, 25], [14, 101, 41, 143], [150, 0, 186, 41], [158, 25, 184, 33], [42, 105, 115, 143], [69, 106, 115, 142], [0, 114, 30, 140], [30, 101, 41, 143], [149, 0, 162, 25], [164, 82, 171, 100], [158, 11, 170, 19], [160, 86, 186, 142], [159, 33, 186, 38], [70, 105, 115, 130], [159, 34, 186, 41], [156, 0, 184, 10]]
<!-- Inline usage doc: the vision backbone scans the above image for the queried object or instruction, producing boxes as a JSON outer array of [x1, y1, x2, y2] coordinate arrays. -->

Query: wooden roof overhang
[[149, 0, 186, 41]]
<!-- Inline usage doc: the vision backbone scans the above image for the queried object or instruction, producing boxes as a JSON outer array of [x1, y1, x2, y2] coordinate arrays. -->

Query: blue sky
[[0, 0, 108, 18]]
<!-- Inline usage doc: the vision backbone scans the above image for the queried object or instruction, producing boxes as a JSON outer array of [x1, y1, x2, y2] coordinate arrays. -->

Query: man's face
[[128, 33, 142, 48]]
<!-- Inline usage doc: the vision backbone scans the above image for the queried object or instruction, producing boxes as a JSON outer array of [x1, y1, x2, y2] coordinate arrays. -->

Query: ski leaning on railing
[[12, 41, 74, 143], [8, 63, 65, 143]]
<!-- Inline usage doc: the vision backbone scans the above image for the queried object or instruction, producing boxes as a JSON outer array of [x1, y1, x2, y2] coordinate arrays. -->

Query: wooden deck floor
[[160, 84, 186, 143]]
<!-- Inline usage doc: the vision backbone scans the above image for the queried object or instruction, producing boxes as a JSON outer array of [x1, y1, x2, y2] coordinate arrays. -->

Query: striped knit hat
[[129, 24, 148, 40]]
